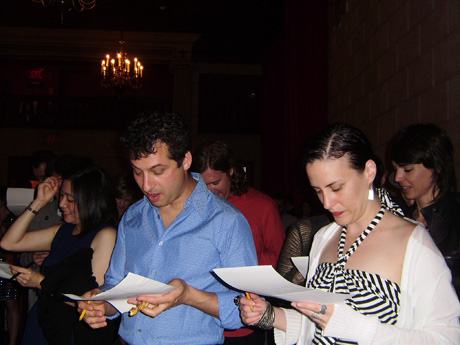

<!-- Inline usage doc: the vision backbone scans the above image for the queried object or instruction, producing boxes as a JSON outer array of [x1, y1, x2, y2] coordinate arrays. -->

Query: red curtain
[[261, 0, 329, 214]]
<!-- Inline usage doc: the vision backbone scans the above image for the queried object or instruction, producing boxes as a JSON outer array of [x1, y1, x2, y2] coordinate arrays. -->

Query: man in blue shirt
[[78, 111, 258, 345]]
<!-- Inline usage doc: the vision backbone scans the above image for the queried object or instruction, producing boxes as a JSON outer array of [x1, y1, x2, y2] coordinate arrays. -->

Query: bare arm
[[90, 226, 117, 286], [0, 177, 61, 252]]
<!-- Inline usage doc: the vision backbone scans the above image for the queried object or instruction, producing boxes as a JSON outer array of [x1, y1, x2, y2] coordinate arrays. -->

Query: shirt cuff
[[274, 308, 304, 345], [217, 291, 244, 330]]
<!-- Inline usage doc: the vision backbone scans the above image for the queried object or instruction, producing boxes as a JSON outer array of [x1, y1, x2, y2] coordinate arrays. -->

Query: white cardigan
[[275, 223, 460, 344]]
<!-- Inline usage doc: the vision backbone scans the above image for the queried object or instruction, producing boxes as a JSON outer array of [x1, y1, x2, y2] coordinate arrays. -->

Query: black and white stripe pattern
[[376, 188, 405, 217], [307, 206, 401, 344]]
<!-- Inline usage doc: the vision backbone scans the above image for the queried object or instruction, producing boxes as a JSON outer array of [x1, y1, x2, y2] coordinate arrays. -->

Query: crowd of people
[[0, 112, 459, 345]]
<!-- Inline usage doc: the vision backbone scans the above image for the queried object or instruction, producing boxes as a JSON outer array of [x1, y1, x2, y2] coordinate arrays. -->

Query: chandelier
[[32, 0, 96, 23], [32, 0, 95, 11], [100, 41, 144, 94]]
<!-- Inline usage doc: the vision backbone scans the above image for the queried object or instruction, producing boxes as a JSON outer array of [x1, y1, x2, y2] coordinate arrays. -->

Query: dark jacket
[[404, 192, 460, 296]]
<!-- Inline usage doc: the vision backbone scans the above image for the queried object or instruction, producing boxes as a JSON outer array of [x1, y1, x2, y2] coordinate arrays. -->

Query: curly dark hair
[[192, 141, 248, 196], [121, 111, 191, 167], [66, 165, 118, 238], [391, 123, 456, 203], [303, 123, 374, 173]]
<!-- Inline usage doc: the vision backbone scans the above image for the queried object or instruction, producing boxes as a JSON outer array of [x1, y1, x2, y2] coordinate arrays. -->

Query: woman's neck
[[415, 185, 439, 211], [346, 199, 382, 235], [72, 224, 82, 235]]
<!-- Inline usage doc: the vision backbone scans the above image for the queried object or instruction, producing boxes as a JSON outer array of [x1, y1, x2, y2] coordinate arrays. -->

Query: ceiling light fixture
[[32, 0, 96, 23], [100, 41, 144, 94]]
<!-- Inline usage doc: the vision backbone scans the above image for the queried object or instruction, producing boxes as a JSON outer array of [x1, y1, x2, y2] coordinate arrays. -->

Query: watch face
[[233, 296, 241, 306]]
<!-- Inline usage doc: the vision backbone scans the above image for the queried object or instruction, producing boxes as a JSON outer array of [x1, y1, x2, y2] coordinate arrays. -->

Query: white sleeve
[[274, 308, 310, 345]]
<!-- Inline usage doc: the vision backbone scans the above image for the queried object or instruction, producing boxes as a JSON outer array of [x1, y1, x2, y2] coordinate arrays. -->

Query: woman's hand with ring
[[292, 301, 334, 330]]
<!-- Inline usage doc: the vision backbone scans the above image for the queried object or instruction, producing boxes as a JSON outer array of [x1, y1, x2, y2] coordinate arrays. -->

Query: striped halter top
[[307, 206, 401, 344]]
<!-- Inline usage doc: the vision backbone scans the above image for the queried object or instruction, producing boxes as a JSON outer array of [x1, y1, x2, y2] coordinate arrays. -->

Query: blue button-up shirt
[[102, 173, 258, 345]]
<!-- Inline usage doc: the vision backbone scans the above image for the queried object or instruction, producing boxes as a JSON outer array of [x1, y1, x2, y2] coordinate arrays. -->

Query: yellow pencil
[[245, 292, 254, 311], [79, 301, 91, 321]]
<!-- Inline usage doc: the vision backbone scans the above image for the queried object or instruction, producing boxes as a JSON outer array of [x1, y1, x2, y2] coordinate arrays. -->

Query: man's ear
[[183, 151, 192, 171]]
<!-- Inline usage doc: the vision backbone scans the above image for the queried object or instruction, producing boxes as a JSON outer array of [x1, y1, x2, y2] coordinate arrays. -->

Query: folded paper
[[213, 265, 349, 304], [64, 272, 177, 314]]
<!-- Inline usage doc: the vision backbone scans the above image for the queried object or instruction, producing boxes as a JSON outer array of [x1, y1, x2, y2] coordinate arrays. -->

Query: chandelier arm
[[78, 0, 96, 9], [32, 0, 54, 7]]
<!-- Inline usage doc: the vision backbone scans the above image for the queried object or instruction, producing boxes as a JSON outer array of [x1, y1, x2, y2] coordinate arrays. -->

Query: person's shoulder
[[246, 187, 274, 202], [92, 225, 117, 246], [237, 188, 279, 211]]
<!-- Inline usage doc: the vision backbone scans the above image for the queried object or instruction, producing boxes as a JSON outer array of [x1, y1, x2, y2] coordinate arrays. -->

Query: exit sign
[[43, 135, 60, 144], [28, 69, 43, 79]]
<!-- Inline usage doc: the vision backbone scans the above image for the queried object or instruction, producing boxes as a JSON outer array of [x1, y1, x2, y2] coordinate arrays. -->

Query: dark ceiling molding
[[0, 26, 200, 63]]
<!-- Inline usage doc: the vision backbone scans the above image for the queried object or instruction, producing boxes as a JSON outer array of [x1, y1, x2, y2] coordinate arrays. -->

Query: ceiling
[[1, 0, 284, 64]]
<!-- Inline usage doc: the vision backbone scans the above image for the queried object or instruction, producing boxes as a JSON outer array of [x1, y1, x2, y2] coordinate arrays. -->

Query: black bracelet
[[26, 206, 39, 215]]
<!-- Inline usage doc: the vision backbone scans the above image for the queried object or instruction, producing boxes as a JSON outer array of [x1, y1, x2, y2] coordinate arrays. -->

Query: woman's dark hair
[[303, 123, 374, 173], [192, 141, 248, 196], [121, 111, 191, 167], [66, 165, 117, 238], [113, 174, 143, 201], [391, 123, 455, 202]]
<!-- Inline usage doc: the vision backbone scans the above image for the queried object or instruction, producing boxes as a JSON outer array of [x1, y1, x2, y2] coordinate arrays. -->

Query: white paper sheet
[[0, 262, 13, 279], [6, 188, 35, 216], [213, 265, 349, 304], [64, 272, 177, 314], [291, 256, 309, 278]]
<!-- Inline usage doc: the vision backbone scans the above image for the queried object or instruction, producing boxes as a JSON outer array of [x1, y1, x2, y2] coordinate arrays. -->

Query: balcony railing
[[0, 95, 261, 134], [0, 95, 173, 130]]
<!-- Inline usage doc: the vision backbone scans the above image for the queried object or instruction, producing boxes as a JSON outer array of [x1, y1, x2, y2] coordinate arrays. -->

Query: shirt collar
[[184, 172, 211, 215]]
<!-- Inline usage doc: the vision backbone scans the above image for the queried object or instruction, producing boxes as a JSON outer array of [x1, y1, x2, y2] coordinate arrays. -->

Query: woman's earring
[[368, 185, 374, 200]]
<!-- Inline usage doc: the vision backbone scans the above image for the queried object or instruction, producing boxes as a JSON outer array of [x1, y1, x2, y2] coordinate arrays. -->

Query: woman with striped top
[[238, 123, 460, 344]]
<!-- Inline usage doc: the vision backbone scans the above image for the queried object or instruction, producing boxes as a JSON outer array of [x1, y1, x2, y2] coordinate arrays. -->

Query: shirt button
[[159, 241, 163, 246], [152, 270, 156, 275], [137, 329, 141, 333]]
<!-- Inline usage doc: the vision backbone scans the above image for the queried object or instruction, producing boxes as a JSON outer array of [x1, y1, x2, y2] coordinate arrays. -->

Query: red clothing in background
[[225, 188, 286, 339]]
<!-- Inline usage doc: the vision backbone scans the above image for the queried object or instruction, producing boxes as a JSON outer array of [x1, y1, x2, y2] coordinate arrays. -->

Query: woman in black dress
[[1, 165, 119, 345]]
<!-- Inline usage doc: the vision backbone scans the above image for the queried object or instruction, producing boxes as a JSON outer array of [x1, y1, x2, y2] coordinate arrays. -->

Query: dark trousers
[[224, 329, 274, 345]]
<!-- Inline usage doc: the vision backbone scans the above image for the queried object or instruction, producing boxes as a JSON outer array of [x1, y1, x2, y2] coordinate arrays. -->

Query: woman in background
[[1, 165, 119, 345], [0, 187, 21, 345], [238, 123, 460, 344], [391, 123, 460, 297], [112, 173, 142, 225]]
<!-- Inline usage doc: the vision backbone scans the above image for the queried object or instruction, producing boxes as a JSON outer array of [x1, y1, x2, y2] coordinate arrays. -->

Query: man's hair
[[192, 140, 248, 196], [46, 154, 87, 180], [121, 111, 191, 167], [67, 165, 118, 237], [391, 123, 456, 202], [31, 150, 55, 169]]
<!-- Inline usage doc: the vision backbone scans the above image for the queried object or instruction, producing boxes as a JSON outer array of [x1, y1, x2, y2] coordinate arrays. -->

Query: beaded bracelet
[[256, 301, 275, 330]]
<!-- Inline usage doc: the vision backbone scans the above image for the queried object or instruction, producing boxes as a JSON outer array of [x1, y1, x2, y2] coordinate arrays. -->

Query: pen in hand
[[245, 292, 254, 311], [9, 262, 34, 282], [79, 301, 91, 321]]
